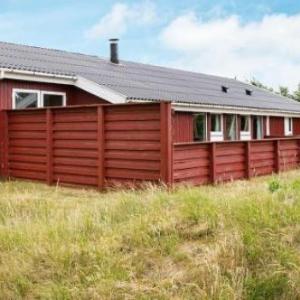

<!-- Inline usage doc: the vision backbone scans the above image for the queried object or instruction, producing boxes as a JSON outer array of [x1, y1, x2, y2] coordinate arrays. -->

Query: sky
[[1, 0, 300, 91]]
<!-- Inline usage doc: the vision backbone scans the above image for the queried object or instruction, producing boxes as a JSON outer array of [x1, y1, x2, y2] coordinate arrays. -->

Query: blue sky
[[1, 0, 300, 90]]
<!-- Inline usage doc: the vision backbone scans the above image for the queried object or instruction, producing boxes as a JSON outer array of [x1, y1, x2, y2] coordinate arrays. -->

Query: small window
[[221, 86, 228, 93], [284, 117, 293, 136], [13, 90, 39, 109], [42, 92, 66, 107], [240, 115, 250, 132], [211, 114, 222, 132], [245, 89, 252, 96], [193, 113, 206, 141]]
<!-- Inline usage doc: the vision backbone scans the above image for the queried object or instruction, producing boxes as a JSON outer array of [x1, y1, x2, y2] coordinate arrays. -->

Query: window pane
[[43, 94, 64, 107], [241, 116, 249, 131], [15, 92, 38, 109], [193, 114, 206, 141], [289, 118, 292, 131], [225, 115, 236, 140], [256, 117, 263, 139], [211, 114, 221, 132]]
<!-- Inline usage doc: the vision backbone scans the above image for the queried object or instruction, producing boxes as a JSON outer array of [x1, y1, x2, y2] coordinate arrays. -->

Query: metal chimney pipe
[[109, 38, 119, 64]]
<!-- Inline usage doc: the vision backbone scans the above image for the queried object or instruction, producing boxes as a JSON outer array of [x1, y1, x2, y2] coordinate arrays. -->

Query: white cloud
[[160, 12, 300, 91], [86, 1, 156, 39]]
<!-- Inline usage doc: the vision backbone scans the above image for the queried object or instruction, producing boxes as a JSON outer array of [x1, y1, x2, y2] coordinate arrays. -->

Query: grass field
[[0, 172, 300, 299]]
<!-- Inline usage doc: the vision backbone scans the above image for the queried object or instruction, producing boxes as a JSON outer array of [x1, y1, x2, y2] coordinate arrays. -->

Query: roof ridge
[[0, 40, 103, 60]]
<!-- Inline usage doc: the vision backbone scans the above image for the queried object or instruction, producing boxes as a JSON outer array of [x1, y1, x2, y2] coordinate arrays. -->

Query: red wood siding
[[0, 103, 172, 188], [173, 143, 210, 185], [293, 118, 300, 135], [68, 87, 108, 106], [172, 112, 193, 143], [173, 138, 300, 186], [269, 117, 284, 137], [0, 79, 109, 110]]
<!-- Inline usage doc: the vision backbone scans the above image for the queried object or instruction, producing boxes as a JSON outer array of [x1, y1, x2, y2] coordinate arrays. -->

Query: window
[[245, 89, 252, 96], [41, 91, 66, 107], [266, 116, 270, 136], [253, 116, 263, 140], [13, 89, 66, 109], [240, 115, 251, 141], [225, 115, 237, 140], [13, 90, 39, 109], [211, 114, 222, 132], [284, 117, 293, 136], [240, 115, 250, 132], [210, 114, 223, 141], [193, 113, 206, 141]]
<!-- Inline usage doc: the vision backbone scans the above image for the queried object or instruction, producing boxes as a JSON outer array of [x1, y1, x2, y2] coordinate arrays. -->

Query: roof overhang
[[0, 68, 127, 104], [128, 99, 300, 118]]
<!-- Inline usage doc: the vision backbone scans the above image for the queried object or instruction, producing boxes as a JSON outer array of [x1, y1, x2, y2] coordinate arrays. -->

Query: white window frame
[[41, 91, 67, 107], [284, 117, 293, 136], [266, 116, 270, 136], [240, 115, 251, 141], [12, 89, 41, 109], [13, 89, 67, 109], [210, 114, 223, 141]]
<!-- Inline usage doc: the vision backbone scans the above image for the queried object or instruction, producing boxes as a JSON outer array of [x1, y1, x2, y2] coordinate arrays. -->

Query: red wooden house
[[0, 39, 300, 188]]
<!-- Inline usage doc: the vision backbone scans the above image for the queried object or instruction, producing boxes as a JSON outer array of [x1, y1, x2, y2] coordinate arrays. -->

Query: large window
[[193, 113, 206, 141], [240, 115, 251, 140], [210, 114, 223, 141], [240, 115, 249, 132], [225, 115, 237, 140], [211, 114, 222, 132], [252, 116, 263, 140], [284, 117, 293, 136], [13, 89, 66, 109]]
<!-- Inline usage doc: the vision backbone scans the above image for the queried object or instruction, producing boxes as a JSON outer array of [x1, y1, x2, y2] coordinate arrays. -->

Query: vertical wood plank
[[298, 139, 300, 166], [245, 141, 251, 179], [211, 142, 216, 184], [160, 102, 173, 186], [0, 110, 9, 178], [46, 109, 53, 185], [274, 140, 280, 173], [97, 106, 105, 189]]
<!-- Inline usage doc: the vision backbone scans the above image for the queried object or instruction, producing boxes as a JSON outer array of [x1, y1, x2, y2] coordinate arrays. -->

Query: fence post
[[274, 140, 280, 173], [97, 106, 105, 189], [210, 143, 216, 184], [245, 141, 251, 179], [160, 102, 173, 186], [46, 109, 53, 185]]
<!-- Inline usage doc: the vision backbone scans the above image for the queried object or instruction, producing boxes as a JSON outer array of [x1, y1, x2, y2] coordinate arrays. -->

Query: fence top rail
[[4, 101, 169, 113], [174, 137, 300, 147]]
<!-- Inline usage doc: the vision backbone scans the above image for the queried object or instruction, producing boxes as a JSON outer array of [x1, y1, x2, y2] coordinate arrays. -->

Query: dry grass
[[0, 171, 300, 299]]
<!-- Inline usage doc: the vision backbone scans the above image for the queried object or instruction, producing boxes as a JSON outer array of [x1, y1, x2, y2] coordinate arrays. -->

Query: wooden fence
[[1, 101, 300, 189], [173, 139, 300, 185], [0, 102, 172, 188]]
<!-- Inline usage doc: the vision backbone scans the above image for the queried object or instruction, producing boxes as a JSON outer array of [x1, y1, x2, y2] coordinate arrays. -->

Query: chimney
[[109, 38, 119, 64]]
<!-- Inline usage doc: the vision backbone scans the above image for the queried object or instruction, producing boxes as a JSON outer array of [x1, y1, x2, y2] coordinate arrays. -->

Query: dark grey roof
[[1, 40, 300, 113]]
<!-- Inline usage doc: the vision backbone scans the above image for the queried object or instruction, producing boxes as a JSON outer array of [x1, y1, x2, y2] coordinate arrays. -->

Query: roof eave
[[127, 98, 300, 117], [0, 68, 127, 104]]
